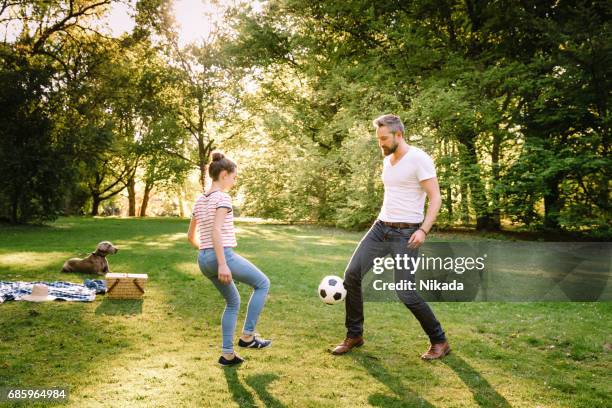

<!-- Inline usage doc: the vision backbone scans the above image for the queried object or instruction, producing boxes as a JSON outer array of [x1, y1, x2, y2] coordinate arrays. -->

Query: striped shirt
[[192, 191, 237, 249]]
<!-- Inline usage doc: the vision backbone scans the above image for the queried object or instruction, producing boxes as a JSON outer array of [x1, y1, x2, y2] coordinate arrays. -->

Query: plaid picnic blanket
[[0, 280, 107, 303], [84, 279, 107, 294]]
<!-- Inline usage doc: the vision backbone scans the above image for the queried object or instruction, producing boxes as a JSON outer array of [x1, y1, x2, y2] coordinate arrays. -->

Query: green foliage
[[225, 0, 611, 234], [0, 2, 197, 220], [0, 0, 609, 235], [0, 51, 73, 223], [334, 130, 384, 229]]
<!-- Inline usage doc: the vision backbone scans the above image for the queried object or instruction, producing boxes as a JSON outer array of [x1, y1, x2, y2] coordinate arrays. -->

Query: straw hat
[[21, 284, 56, 302]]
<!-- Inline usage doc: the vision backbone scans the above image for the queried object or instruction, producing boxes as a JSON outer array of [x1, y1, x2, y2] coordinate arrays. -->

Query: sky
[[1, 0, 263, 47], [107, 0, 263, 46]]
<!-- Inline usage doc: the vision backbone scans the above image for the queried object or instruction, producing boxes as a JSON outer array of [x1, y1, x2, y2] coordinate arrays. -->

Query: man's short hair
[[372, 114, 405, 135]]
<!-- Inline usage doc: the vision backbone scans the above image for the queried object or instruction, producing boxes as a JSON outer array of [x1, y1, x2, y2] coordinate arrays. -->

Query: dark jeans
[[343, 220, 446, 344]]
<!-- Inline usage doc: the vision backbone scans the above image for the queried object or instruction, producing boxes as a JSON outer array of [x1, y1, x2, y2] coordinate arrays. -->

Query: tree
[[0, 49, 71, 223], [0, 0, 117, 222], [137, 2, 245, 190], [226, 0, 610, 235]]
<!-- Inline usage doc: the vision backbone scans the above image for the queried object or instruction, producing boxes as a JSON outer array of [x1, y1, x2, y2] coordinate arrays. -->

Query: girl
[[188, 152, 271, 366]]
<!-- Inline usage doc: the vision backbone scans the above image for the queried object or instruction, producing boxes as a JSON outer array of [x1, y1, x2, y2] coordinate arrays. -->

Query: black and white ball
[[318, 275, 347, 305]]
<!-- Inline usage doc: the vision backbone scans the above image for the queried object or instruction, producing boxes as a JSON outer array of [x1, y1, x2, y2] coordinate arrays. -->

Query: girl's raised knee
[[226, 294, 241, 309], [258, 276, 270, 290]]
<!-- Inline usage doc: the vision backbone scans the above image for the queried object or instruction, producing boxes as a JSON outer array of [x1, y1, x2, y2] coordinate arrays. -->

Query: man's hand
[[218, 263, 233, 285], [408, 229, 426, 249]]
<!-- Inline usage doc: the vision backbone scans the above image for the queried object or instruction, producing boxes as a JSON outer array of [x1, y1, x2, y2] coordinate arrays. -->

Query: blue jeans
[[198, 248, 270, 354]]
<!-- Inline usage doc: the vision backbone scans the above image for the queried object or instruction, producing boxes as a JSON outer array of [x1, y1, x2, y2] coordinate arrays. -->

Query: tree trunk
[[10, 190, 20, 224], [317, 178, 328, 221], [455, 143, 471, 225], [543, 175, 563, 230], [489, 131, 502, 230], [198, 139, 214, 189], [597, 128, 609, 215], [91, 195, 101, 216], [127, 176, 136, 216], [139, 181, 153, 217], [199, 158, 207, 189], [178, 190, 185, 218], [459, 181, 470, 224], [458, 132, 499, 231], [443, 139, 453, 222]]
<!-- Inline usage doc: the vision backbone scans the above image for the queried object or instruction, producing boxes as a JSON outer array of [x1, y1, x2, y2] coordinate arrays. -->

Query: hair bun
[[211, 152, 225, 162]]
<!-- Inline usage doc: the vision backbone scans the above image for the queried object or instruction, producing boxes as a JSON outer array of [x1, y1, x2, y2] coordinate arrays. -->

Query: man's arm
[[408, 177, 442, 248], [420, 176, 442, 234]]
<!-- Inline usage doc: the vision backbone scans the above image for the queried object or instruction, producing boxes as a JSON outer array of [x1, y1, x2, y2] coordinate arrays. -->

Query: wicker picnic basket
[[105, 273, 148, 299]]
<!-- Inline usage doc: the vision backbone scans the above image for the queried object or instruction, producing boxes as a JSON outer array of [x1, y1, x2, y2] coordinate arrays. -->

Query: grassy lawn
[[0, 217, 610, 407]]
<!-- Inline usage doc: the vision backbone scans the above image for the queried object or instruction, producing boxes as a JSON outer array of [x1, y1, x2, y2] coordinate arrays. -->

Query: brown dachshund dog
[[61, 241, 118, 275]]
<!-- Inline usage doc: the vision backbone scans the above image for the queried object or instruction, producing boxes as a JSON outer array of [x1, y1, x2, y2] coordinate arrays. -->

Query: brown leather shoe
[[421, 341, 451, 360], [331, 336, 364, 355]]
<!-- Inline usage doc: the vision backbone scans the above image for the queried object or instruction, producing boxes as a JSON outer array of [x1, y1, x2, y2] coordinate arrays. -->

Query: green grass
[[0, 217, 610, 407]]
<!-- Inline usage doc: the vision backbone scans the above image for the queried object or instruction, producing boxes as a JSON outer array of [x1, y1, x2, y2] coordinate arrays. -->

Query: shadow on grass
[[350, 351, 436, 408], [223, 367, 256, 407], [0, 302, 133, 392], [442, 353, 512, 408], [95, 298, 143, 315], [223, 369, 287, 408], [245, 373, 286, 408]]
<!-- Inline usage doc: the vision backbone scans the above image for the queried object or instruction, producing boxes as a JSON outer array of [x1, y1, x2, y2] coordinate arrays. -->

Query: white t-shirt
[[377, 146, 436, 223]]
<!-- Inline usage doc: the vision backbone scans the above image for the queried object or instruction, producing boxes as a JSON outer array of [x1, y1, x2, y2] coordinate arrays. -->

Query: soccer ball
[[318, 275, 347, 305]]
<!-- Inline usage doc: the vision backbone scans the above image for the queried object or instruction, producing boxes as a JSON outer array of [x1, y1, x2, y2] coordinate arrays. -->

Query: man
[[331, 114, 450, 360]]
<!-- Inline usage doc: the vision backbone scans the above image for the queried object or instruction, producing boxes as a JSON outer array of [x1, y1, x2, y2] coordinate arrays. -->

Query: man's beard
[[382, 141, 398, 156]]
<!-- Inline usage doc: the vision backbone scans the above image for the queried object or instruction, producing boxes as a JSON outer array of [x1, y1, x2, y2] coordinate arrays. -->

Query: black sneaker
[[218, 354, 244, 367], [238, 336, 272, 349]]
